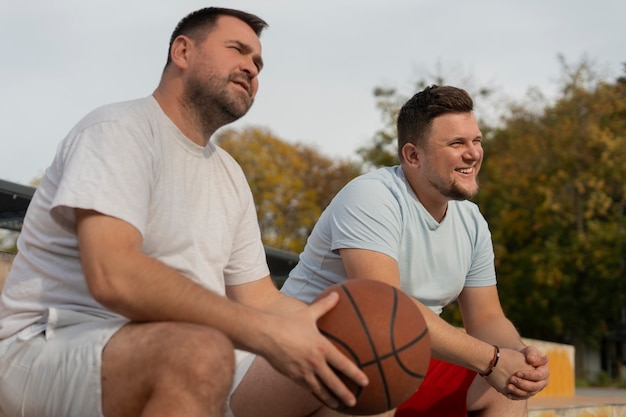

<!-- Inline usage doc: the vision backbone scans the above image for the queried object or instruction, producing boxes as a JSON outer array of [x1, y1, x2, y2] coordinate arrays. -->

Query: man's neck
[[401, 166, 449, 222], [152, 85, 214, 147]]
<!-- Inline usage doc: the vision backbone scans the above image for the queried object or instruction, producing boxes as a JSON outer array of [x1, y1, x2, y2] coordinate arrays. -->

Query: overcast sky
[[1, 0, 624, 186]]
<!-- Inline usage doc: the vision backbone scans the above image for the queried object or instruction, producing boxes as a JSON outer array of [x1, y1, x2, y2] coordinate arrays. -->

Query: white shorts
[[226, 350, 257, 417], [0, 315, 257, 417], [0, 316, 127, 417]]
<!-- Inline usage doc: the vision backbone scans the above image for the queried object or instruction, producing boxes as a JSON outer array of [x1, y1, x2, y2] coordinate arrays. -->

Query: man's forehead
[[430, 113, 481, 137]]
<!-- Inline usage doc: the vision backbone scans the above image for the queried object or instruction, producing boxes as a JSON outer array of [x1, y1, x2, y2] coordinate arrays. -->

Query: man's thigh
[[395, 359, 477, 417], [0, 318, 126, 417], [229, 354, 322, 417]]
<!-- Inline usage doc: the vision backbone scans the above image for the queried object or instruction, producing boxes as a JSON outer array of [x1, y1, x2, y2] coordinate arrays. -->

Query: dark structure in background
[[0, 179, 35, 232], [264, 246, 299, 289], [0, 179, 297, 288]]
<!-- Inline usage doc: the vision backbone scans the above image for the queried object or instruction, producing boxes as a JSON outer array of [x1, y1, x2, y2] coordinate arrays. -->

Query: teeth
[[457, 168, 472, 174]]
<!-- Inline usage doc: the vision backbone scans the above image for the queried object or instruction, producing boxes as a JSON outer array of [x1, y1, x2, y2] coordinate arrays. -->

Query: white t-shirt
[[282, 166, 496, 315], [0, 96, 269, 339]]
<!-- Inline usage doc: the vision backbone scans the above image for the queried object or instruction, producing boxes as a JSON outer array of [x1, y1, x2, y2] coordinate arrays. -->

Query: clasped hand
[[486, 346, 550, 400]]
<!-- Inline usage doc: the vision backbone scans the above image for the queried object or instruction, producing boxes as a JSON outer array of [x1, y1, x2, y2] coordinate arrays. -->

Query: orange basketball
[[314, 279, 431, 415]]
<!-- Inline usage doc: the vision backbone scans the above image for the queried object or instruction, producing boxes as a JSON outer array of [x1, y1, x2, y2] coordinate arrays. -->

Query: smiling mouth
[[456, 168, 474, 174]]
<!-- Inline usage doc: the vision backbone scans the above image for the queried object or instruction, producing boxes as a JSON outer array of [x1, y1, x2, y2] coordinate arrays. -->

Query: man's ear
[[401, 143, 420, 167], [169, 35, 193, 70]]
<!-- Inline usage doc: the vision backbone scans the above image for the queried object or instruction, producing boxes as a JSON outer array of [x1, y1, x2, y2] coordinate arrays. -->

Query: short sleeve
[[50, 121, 154, 236], [328, 178, 403, 261]]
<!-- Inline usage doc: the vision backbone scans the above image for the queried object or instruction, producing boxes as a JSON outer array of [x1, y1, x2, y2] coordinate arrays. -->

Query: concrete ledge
[[529, 394, 626, 417]]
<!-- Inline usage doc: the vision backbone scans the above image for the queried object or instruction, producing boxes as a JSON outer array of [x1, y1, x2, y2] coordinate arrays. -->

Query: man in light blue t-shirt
[[232, 86, 550, 417]]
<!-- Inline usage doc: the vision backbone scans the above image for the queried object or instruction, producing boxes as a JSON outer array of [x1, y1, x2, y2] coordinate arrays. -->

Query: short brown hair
[[165, 7, 268, 68], [397, 85, 473, 161]]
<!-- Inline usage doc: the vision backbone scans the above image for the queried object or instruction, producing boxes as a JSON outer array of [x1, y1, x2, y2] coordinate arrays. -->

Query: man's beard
[[428, 176, 480, 201], [183, 73, 254, 137]]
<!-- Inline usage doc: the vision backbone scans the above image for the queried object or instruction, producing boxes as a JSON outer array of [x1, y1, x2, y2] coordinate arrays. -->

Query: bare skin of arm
[[339, 248, 549, 399], [458, 286, 549, 397], [76, 209, 366, 408]]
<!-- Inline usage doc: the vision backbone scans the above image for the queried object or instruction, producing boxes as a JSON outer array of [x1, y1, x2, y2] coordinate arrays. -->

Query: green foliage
[[477, 60, 626, 346], [357, 87, 405, 168], [0, 230, 18, 253], [217, 127, 361, 253]]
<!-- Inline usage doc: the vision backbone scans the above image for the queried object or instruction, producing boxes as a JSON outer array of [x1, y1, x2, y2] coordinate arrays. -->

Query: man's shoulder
[[349, 166, 403, 190], [79, 97, 155, 126]]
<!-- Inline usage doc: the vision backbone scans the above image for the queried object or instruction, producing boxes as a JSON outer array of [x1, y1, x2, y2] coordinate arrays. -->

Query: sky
[[1, 0, 624, 186]]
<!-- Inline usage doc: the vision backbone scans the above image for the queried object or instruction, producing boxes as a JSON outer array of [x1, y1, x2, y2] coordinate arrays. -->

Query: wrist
[[479, 345, 500, 377]]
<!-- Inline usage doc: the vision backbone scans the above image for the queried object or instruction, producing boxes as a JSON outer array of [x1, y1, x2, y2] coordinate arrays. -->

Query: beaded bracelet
[[479, 345, 500, 377]]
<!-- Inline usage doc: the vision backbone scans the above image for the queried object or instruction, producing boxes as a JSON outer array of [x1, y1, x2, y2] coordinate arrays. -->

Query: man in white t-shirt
[[0, 7, 367, 417], [230, 86, 550, 417]]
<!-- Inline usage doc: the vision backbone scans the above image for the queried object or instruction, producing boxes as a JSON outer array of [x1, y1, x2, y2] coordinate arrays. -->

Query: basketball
[[314, 279, 431, 415]]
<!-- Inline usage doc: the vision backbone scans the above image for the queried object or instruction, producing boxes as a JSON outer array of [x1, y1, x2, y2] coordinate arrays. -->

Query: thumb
[[309, 291, 340, 320], [525, 346, 548, 366]]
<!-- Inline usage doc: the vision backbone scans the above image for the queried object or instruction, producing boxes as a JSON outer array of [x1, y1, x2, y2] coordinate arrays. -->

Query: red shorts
[[395, 359, 476, 417]]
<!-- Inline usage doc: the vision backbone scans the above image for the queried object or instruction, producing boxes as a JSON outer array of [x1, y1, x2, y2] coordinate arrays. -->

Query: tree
[[217, 127, 361, 253], [476, 58, 626, 376]]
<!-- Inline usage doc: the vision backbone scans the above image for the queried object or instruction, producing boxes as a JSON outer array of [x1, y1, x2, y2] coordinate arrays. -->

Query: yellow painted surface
[[522, 338, 576, 398], [532, 412, 557, 417]]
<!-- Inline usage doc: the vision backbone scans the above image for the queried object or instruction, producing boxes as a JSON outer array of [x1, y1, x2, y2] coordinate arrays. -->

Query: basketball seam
[[320, 281, 430, 413], [360, 327, 429, 379], [388, 287, 399, 409], [340, 282, 394, 411]]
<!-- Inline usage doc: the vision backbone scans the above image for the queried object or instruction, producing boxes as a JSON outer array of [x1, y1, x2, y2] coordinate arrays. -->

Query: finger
[[309, 292, 340, 319], [524, 347, 549, 366], [528, 353, 548, 367], [515, 366, 550, 382], [315, 364, 358, 408], [505, 383, 533, 400], [326, 347, 368, 388], [308, 374, 342, 410], [315, 342, 367, 407], [508, 375, 548, 396]]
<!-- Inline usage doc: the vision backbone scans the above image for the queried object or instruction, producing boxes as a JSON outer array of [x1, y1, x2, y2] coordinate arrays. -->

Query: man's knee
[[145, 323, 235, 390], [467, 376, 527, 417], [103, 322, 235, 416]]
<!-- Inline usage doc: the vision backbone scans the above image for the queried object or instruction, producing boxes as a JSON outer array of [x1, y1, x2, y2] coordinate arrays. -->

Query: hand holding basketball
[[314, 279, 431, 415]]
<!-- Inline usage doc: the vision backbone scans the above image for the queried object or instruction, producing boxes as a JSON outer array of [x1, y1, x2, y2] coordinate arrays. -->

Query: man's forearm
[[464, 316, 527, 351]]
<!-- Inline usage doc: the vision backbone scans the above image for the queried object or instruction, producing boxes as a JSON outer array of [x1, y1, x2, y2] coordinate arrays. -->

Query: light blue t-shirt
[[281, 166, 496, 315]]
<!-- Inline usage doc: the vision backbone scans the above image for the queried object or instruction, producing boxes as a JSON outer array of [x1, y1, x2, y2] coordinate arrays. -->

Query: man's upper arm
[[75, 208, 143, 299], [457, 285, 505, 329], [338, 248, 400, 288], [225, 276, 277, 308]]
